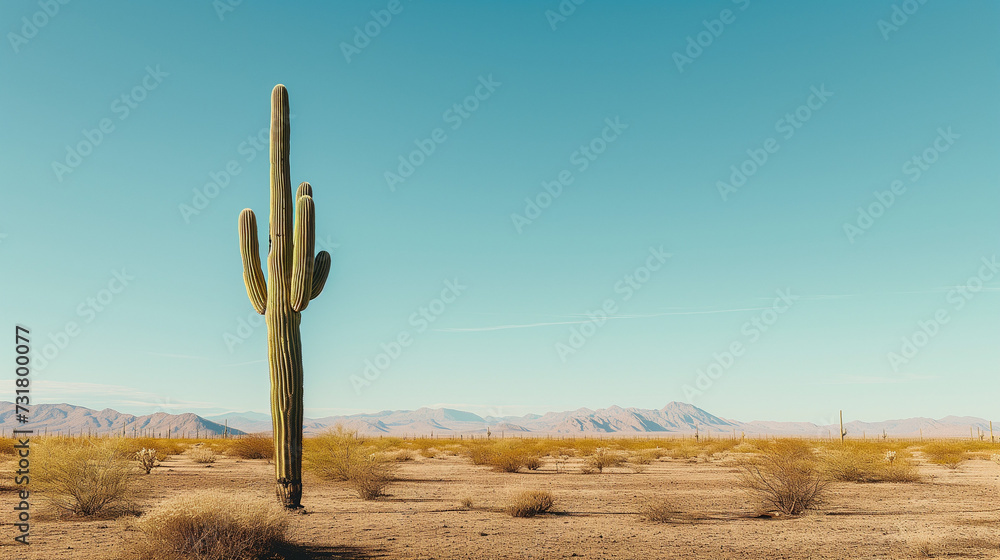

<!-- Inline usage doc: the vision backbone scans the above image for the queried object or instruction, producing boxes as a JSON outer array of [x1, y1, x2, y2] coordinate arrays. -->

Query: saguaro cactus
[[239, 84, 331, 509]]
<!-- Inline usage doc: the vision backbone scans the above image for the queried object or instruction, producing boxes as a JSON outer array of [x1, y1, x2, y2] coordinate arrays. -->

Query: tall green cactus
[[239, 84, 331, 509]]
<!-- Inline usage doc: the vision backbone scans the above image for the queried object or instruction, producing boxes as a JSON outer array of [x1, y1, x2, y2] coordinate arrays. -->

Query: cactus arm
[[239, 208, 267, 314], [296, 181, 312, 199], [310, 251, 331, 299], [290, 194, 315, 312]]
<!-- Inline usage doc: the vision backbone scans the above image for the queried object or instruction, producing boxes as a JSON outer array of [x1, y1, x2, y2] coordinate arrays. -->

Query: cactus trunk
[[239, 84, 331, 509], [268, 306, 303, 506]]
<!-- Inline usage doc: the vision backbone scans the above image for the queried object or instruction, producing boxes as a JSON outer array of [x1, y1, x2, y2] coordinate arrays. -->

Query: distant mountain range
[[1, 401, 995, 439], [0, 402, 243, 437]]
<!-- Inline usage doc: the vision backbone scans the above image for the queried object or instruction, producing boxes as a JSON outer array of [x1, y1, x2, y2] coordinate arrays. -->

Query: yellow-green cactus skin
[[239, 84, 330, 508]]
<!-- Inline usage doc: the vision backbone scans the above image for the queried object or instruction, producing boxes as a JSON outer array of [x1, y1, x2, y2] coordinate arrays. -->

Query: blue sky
[[1, 1, 997, 424]]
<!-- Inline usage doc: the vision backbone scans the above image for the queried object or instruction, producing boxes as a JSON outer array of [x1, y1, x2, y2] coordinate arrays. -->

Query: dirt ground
[[3, 451, 1000, 559]]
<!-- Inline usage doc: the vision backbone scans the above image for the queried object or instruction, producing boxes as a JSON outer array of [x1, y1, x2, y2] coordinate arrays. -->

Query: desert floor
[[3, 451, 1000, 559]]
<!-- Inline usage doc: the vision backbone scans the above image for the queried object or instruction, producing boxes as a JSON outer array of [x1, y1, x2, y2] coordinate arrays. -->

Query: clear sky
[[1, 1, 997, 424]]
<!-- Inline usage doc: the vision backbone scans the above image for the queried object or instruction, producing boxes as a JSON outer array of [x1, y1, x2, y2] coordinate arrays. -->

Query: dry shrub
[[821, 445, 920, 483], [703, 439, 741, 456], [505, 491, 554, 517], [631, 449, 661, 464], [304, 426, 373, 481], [348, 456, 397, 500], [737, 439, 828, 515], [118, 438, 185, 461], [489, 443, 530, 473], [585, 448, 625, 473], [128, 491, 287, 560], [550, 447, 578, 458], [35, 438, 139, 517], [921, 442, 969, 469], [0, 438, 15, 455], [466, 442, 493, 466], [664, 443, 701, 460], [465, 441, 541, 473], [459, 496, 474, 509], [304, 426, 396, 500], [226, 434, 274, 460], [387, 449, 415, 462], [731, 441, 762, 454], [639, 499, 679, 523], [189, 448, 218, 464]]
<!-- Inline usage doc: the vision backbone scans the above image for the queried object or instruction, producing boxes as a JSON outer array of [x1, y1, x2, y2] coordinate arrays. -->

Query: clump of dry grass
[[466, 442, 493, 466], [188, 447, 218, 464], [737, 439, 828, 515], [118, 437, 185, 461], [348, 456, 397, 500], [225, 434, 274, 460], [127, 491, 287, 560], [304, 426, 397, 500], [0, 437, 16, 455], [304, 426, 370, 481], [459, 496, 474, 509], [632, 449, 663, 464], [463, 440, 542, 473], [387, 449, 416, 462], [489, 443, 531, 473], [419, 447, 438, 458], [582, 448, 625, 473], [505, 491, 555, 517], [821, 444, 921, 483], [920, 442, 969, 469], [639, 499, 681, 523], [34, 438, 139, 517]]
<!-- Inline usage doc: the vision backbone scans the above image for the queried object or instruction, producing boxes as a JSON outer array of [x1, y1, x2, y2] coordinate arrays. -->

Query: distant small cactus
[[135, 448, 158, 474]]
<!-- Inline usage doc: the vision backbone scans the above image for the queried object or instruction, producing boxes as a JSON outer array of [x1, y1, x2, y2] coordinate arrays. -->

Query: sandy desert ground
[[2, 445, 1000, 560]]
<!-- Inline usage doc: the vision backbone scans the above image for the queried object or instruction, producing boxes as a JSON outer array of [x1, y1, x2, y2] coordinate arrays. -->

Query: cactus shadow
[[274, 543, 386, 559]]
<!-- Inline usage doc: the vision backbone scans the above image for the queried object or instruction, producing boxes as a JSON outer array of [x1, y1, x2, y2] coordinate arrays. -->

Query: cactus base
[[276, 479, 303, 509]]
